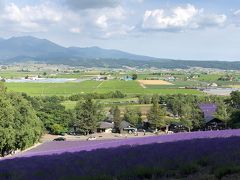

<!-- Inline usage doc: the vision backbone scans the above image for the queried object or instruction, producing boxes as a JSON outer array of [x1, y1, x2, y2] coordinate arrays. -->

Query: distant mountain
[[0, 36, 239, 70], [0, 36, 157, 62]]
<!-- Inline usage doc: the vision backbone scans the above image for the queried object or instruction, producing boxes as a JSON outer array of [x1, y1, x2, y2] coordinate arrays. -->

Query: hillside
[[1, 130, 240, 179], [0, 36, 240, 70]]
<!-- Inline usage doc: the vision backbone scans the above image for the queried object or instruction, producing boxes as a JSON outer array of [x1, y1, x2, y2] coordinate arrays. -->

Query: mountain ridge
[[0, 36, 240, 70], [0, 36, 157, 62]]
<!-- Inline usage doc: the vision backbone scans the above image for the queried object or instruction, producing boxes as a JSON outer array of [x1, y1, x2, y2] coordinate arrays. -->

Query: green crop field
[[6, 81, 102, 96], [5, 80, 204, 96], [197, 74, 223, 81]]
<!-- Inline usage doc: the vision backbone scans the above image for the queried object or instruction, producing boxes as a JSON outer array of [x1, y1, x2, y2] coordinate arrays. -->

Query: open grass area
[[5, 80, 204, 96], [62, 100, 152, 115], [6, 81, 102, 96], [0, 71, 39, 78], [197, 74, 223, 81]]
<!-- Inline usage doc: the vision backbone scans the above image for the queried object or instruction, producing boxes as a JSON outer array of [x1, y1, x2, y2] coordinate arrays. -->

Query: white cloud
[[69, 27, 82, 33], [93, 6, 126, 29], [104, 25, 134, 38], [1, 3, 62, 32], [141, 4, 227, 31], [85, 6, 132, 37], [96, 15, 108, 29], [0, 1, 131, 38]]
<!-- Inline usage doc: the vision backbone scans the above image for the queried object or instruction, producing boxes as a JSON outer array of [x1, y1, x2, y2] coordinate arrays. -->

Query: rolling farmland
[[5, 80, 203, 96]]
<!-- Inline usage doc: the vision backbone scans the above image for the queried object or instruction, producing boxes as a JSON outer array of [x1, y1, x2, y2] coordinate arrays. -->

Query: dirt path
[[0, 142, 42, 160], [140, 83, 146, 89], [97, 81, 104, 88]]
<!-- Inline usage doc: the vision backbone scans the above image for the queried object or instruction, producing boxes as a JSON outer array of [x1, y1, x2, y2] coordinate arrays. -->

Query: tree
[[112, 106, 122, 131], [74, 97, 104, 135], [123, 108, 142, 126], [26, 95, 73, 135], [0, 96, 16, 156], [180, 118, 192, 132], [151, 94, 159, 104], [230, 91, 240, 109], [214, 102, 231, 127], [230, 110, 240, 128], [147, 101, 166, 129], [50, 124, 66, 135], [0, 82, 7, 92], [8, 93, 43, 150], [138, 95, 151, 104], [132, 74, 138, 80], [0, 90, 43, 157]]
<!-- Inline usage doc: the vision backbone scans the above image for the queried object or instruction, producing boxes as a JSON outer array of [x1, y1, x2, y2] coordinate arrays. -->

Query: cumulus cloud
[[0, 3, 62, 32], [0, 1, 131, 38], [141, 4, 227, 31], [76, 6, 131, 38], [65, 4, 132, 38], [65, 0, 119, 10]]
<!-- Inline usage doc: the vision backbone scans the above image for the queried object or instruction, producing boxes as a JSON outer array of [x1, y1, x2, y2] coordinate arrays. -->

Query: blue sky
[[1, 0, 240, 61]]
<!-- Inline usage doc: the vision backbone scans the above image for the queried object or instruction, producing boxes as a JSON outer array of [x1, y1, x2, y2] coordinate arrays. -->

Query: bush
[[49, 124, 66, 135], [214, 165, 240, 179], [179, 163, 199, 176]]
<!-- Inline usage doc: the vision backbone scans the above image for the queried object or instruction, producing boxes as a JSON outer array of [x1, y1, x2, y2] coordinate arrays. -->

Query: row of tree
[[22, 91, 240, 136]]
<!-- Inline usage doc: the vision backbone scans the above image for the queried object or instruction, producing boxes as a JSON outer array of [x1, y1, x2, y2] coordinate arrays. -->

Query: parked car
[[87, 136, 96, 141], [53, 137, 66, 141]]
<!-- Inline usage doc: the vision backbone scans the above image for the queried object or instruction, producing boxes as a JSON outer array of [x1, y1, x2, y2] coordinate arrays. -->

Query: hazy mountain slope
[[0, 36, 239, 70], [0, 36, 67, 59], [0, 36, 156, 62]]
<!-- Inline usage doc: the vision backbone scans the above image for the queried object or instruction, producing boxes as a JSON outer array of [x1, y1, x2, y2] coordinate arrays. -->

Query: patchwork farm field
[[5, 80, 203, 96], [1, 130, 240, 179], [138, 80, 173, 86]]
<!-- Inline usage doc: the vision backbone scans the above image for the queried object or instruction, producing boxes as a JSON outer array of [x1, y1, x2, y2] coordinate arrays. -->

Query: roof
[[119, 121, 134, 129], [199, 103, 217, 123], [99, 122, 114, 129], [206, 118, 224, 125]]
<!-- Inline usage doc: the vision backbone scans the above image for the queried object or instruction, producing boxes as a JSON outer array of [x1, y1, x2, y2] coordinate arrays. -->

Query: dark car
[[53, 137, 66, 141]]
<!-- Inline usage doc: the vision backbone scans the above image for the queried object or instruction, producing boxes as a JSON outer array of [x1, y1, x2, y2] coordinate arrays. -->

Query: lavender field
[[1, 130, 240, 179]]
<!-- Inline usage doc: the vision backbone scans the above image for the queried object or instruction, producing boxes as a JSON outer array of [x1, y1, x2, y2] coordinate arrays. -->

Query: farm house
[[119, 121, 137, 133], [205, 118, 225, 130], [97, 121, 114, 133]]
